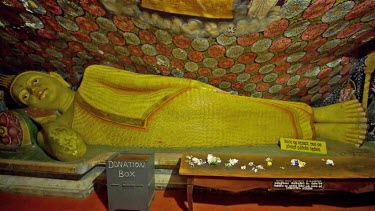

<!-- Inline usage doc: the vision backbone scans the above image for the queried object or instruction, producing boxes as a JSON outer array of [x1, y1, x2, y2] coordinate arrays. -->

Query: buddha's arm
[[83, 65, 220, 92]]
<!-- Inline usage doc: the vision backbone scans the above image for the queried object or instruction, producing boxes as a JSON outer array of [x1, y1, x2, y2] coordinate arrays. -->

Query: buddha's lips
[[37, 89, 47, 100]]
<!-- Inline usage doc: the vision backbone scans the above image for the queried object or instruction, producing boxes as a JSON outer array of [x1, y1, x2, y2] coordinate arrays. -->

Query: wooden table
[[179, 153, 375, 211]]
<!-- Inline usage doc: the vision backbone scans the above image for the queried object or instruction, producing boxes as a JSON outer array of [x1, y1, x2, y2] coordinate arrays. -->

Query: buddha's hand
[[24, 107, 58, 125], [42, 123, 87, 162]]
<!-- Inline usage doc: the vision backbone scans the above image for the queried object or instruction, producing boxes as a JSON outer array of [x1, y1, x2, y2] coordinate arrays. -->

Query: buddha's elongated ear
[[49, 72, 70, 88]]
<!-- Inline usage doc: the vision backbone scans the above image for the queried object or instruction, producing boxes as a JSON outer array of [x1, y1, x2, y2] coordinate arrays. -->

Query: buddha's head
[[10, 71, 71, 111]]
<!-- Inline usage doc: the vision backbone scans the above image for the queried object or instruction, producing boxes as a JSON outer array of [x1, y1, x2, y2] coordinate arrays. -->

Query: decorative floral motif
[[212, 68, 226, 77], [286, 41, 307, 53], [114, 16, 134, 32], [108, 32, 125, 46], [336, 23, 364, 39], [158, 65, 171, 76], [230, 64, 245, 73], [269, 38, 291, 53], [273, 63, 290, 73], [41, 0, 62, 15], [155, 30, 172, 44], [57, 0, 83, 17], [203, 58, 218, 68], [76, 17, 98, 31], [207, 45, 225, 58], [123, 32, 140, 45], [255, 52, 274, 63], [226, 46, 244, 58], [139, 30, 157, 44], [171, 59, 185, 70], [96, 17, 117, 32], [188, 51, 204, 62], [304, 66, 320, 77], [191, 38, 209, 51], [304, 38, 327, 51], [127, 45, 143, 57], [244, 63, 260, 74], [173, 35, 190, 49], [237, 73, 250, 82], [99, 44, 115, 54], [90, 32, 108, 43], [322, 21, 350, 37], [287, 63, 303, 74], [216, 34, 237, 46], [172, 48, 187, 60], [71, 31, 91, 42], [223, 73, 237, 81], [268, 84, 282, 93], [302, 24, 328, 40], [259, 64, 275, 74], [185, 62, 198, 72], [284, 20, 310, 37], [1, 0, 24, 10], [198, 67, 212, 76], [79, 0, 105, 16], [297, 64, 313, 75], [263, 73, 278, 83], [0, 111, 23, 146], [256, 83, 271, 92], [317, 39, 341, 52], [237, 33, 259, 46], [37, 29, 58, 39], [4, 27, 26, 40], [156, 44, 171, 56], [40, 16, 63, 32], [238, 52, 257, 64], [300, 51, 319, 63], [322, 1, 355, 23], [143, 55, 157, 66], [141, 44, 157, 56], [361, 9, 375, 23], [20, 0, 46, 14], [218, 58, 235, 69], [281, 0, 311, 19], [56, 16, 79, 31], [251, 39, 272, 53], [276, 74, 291, 85], [345, 0, 375, 20], [302, 0, 335, 19], [264, 20, 289, 38], [287, 75, 301, 86], [270, 53, 289, 64], [19, 13, 44, 29]]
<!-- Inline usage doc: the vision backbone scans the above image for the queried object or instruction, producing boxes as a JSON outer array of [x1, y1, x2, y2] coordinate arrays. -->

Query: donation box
[[106, 152, 155, 211]]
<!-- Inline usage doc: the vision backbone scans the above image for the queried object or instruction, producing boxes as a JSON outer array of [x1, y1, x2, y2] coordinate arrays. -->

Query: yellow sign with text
[[280, 138, 327, 154]]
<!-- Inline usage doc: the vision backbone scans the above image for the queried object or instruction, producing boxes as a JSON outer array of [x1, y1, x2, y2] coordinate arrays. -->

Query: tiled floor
[[0, 187, 374, 211]]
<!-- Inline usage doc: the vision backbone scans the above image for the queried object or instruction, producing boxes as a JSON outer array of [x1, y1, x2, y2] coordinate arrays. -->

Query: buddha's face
[[11, 71, 66, 110]]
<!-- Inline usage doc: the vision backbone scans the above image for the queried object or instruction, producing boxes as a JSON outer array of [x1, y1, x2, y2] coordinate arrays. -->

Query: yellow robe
[[72, 65, 315, 148]]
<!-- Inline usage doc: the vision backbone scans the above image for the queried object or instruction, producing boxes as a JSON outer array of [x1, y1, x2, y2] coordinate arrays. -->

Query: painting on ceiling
[[0, 0, 373, 108]]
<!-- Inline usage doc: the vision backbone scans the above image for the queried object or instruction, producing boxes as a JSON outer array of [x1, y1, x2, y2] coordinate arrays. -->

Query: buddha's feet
[[315, 123, 368, 147], [313, 100, 367, 123]]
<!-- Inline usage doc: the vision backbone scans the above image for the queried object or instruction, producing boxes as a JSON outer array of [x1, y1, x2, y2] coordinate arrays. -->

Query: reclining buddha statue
[[10, 65, 368, 161]]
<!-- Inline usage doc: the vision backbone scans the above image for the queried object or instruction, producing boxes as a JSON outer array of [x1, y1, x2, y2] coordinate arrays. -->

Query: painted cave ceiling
[[0, 0, 374, 106]]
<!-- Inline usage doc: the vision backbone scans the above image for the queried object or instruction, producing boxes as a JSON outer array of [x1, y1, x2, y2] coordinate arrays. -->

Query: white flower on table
[[207, 154, 221, 165], [326, 159, 334, 166], [224, 158, 238, 167]]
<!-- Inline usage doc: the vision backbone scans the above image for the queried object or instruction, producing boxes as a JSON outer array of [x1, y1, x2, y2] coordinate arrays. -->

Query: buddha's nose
[[27, 87, 37, 95]]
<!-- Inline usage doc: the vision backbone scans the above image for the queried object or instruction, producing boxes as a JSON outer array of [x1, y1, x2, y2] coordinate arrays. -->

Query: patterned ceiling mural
[[0, 0, 374, 106]]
